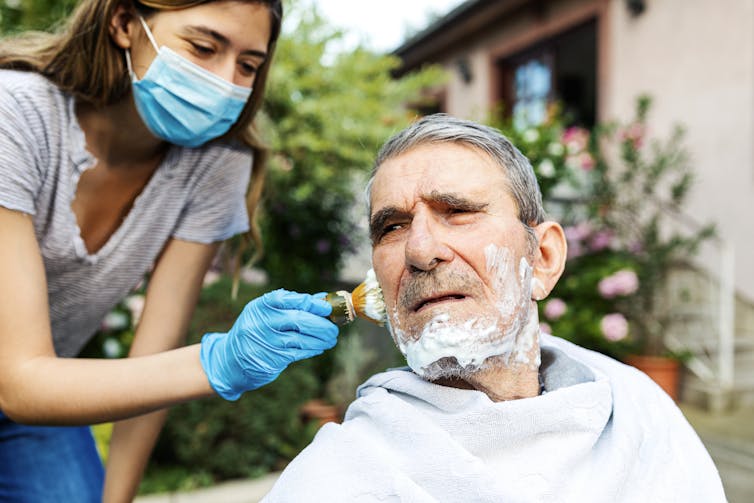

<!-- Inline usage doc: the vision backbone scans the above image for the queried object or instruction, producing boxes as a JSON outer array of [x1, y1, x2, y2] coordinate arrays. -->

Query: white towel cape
[[263, 334, 725, 502]]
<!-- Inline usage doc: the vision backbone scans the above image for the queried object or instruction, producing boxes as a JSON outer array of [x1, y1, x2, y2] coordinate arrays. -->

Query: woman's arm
[[0, 207, 215, 424], [103, 237, 219, 503], [0, 205, 337, 499]]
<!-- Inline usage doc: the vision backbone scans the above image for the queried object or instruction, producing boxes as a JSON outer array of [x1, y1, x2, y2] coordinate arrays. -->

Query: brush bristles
[[351, 271, 386, 326]]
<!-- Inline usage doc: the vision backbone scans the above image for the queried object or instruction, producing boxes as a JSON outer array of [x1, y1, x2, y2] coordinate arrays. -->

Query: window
[[512, 58, 553, 130], [498, 20, 596, 130]]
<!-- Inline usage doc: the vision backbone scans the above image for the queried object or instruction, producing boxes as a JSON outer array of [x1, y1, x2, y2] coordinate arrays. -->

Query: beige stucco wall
[[443, 50, 491, 122], [601, 0, 754, 301], [440, 0, 597, 121]]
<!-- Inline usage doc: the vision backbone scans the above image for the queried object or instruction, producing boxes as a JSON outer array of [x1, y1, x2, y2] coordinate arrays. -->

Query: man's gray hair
[[365, 114, 546, 227]]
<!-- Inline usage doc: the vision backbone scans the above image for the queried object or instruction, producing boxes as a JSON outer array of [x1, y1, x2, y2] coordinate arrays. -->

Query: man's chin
[[411, 355, 492, 382]]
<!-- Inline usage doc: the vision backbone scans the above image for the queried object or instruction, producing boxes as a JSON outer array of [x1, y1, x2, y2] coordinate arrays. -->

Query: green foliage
[[0, 0, 77, 34], [325, 320, 405, 410], [91, 422, 113, 463], [488, 104, 580, 200], [139, 466, 215, 495], [548, 250, 640, 361], [257, 2, 445, 291], [152, 362, 321, 481]]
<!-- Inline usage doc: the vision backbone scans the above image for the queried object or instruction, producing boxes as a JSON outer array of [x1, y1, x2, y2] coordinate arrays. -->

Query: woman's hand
[[199, 289, 339, 400]]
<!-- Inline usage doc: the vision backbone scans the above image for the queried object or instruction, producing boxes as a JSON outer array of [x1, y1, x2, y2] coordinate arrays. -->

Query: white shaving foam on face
[[401, 313, 506, 374], [485, 244, 539, 368], [390, 243, 541, 378], [530, 277, 545, 299]]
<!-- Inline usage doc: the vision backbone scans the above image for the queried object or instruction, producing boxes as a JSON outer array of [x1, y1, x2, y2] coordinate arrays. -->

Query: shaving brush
[[326, 269, 387, 326]]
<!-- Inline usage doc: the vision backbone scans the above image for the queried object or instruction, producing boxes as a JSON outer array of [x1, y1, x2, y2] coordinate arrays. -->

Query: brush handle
[[325, 291, 355, 325]]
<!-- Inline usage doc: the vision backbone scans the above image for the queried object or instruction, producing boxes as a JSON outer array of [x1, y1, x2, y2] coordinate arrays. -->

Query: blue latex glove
[[200, 289, 338, 400]]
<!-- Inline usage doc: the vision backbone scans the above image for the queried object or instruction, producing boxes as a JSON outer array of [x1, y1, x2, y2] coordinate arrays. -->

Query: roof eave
[[392, 0, 531, 75]]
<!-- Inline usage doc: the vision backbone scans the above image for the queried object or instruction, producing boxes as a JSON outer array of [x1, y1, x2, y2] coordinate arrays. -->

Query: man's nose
[[405, 213, 453, 272]]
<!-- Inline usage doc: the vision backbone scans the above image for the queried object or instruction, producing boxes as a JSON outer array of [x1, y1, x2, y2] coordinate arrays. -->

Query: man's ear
[[530, 221, 567, 300], [109, 4, 137, 50]]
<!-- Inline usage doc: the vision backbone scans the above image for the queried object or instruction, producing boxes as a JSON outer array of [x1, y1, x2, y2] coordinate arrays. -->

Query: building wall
[[440, 0, 601, 122], [601, 0, 754, 301], [444, 50, 491, 121]]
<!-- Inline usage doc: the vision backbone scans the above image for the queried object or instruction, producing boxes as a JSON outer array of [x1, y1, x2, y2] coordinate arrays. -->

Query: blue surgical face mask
[[125, 16, 253, 148]]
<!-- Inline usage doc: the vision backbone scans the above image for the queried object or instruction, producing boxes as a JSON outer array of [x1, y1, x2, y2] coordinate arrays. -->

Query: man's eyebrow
[[183, 25, 268, 59], [369, 206, 409, 242], [369, 193, 487, 242], [424, 191, 488, 211]]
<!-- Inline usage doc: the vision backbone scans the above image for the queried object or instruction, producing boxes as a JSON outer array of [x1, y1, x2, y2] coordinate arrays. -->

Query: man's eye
[[379, 223, 404, 239], [448, 207, 476, 217]]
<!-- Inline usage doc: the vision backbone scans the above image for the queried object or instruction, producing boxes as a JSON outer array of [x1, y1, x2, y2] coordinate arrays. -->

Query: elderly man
[[263, 114, 725, 502]]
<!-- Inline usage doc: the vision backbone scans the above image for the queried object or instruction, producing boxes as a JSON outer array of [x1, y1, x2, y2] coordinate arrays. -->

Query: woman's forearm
[[1, 344, 214, 425]]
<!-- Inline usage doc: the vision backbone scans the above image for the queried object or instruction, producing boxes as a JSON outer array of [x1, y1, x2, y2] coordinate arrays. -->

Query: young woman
[[0, 1, 338, 501]]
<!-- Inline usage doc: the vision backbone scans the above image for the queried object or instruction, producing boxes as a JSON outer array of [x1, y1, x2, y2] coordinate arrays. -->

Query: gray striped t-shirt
[[0, 70, 251, 357]]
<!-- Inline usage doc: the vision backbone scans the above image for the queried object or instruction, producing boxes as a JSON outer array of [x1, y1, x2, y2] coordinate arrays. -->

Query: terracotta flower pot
[[625, 354, 681, 401], [299, 399, 341, 427]]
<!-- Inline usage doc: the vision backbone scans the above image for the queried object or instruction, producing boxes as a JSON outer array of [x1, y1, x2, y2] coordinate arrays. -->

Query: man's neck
[[431, 337, 542, 402], [465, 360, 541, 401]]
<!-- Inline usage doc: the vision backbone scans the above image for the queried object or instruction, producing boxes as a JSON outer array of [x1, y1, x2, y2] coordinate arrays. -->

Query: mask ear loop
[[126, 16, 160, 81], [124, 49, 135, 79], [138, 15, 161, 53]]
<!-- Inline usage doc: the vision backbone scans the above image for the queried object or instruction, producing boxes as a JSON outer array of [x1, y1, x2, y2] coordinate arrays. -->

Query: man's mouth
[[412, 293, 467, 313]]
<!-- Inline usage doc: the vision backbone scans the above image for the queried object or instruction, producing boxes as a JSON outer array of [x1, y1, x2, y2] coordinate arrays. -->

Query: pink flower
[[598, 269, 639, 298], [564, 222, 593, 260], [600, 313, 629, 342], [621, 122, 645, 149], [564, 222, 592, 242], [628, 240, 644, 254], [566, 151, 595, 171], [544, 298, 567, 320], [124, 295, 145, 326], [589, 230, 614, 252], [578, 152, 595, 170], [566, 241, 584, 260], [539, 322, 552, 334], [561, 127, 589, 154]]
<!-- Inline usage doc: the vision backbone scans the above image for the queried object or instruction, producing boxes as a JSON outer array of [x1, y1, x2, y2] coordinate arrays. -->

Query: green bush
[[152, 361, 321, 480]]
